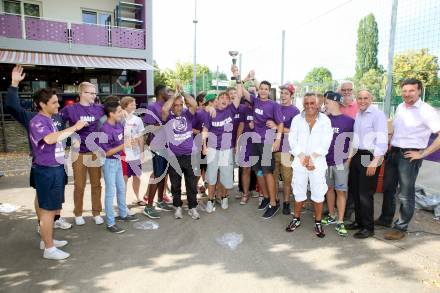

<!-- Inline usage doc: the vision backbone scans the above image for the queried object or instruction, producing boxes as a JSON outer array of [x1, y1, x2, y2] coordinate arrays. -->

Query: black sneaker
[[285, 218, 301, 232], [262, 204, 280, 219], [107, 224, 125, 234], [315, 222, 325, 238], [258, 197, 270, 210], [282, 202, 291, 215], [116, 215, 139, 222]]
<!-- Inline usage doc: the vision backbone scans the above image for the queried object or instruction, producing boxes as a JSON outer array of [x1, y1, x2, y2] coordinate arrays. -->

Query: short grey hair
[[357, 89, 373, 99], [303, 92, 319, 103], [338, 80, 354, 90]]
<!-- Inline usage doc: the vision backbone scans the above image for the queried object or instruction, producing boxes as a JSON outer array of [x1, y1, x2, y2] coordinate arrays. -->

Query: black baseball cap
[[324, 91, 343, 105]]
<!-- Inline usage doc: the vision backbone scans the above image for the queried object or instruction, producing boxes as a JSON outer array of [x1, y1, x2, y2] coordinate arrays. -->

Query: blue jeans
[[379, 148, 422, 231], [103, 158, 127, 227]]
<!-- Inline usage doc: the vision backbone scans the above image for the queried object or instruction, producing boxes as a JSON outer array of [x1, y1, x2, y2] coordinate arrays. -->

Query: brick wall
[[0, 120, 30, 153]]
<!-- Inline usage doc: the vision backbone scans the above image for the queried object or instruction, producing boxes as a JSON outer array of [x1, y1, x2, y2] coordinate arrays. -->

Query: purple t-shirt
[[280, 104, 300, 153], [100, 121, 124, 159], [29, 113, 65, 166], [164, 109, 194, 156], [326, 114, 355, 166], [143, 101, 167, 151], [240, 104, 254, 133], [251, 95, 283, 142], [192, 108, 208, 133], [204, 104, 238, 150], [59, 103, 105, 153], [231, 105, 245, 147]]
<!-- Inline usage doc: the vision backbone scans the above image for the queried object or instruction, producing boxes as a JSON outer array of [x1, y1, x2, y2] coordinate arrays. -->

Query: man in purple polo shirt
[[202, 91, 241, 213], [142, 85, 173, 219], [162, 87, 200, 220], [60, 82, 105, 226], [347, 90, 388, 239], [376, 78, 440, 240], [321, 91, 354, 237], [29, 88, 87, 259], [237, 73, 284, 219], [268, 83, 300, 216]]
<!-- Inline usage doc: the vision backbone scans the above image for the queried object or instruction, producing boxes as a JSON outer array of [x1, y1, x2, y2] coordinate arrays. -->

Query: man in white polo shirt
[[376, 78, 440, 240]]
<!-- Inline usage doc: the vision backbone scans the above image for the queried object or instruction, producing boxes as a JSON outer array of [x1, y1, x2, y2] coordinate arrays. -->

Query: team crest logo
[[173, 117, 187, 132]]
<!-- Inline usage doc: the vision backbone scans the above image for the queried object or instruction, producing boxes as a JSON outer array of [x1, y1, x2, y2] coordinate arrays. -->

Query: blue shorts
[[31, 165, 67, 211], [152, 152, 169, 178]]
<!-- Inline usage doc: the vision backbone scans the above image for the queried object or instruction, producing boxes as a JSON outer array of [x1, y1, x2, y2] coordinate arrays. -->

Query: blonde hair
[[78, 82, 95, 94], [120, 96, 135, 109]]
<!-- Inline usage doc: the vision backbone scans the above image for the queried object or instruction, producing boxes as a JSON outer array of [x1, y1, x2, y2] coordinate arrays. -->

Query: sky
[[152, 0, 439, 85]]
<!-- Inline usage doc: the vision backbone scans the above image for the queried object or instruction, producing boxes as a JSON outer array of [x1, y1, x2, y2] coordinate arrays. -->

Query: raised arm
[[161, 93, 177, 122], [6, 65, 35, 129], [133, 80, 142, 88], [182, 92, 197, 114], [233, 66, 252, 103]]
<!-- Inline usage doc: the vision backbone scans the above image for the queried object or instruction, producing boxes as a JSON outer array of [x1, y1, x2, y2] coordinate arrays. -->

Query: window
[[23, 2, 39, 17], [3, 0, 41, 17], [3, 0, 20, 14], [82, 10, 97, 25], [99, 13, 111, 26], [82, 10, 111, 26]]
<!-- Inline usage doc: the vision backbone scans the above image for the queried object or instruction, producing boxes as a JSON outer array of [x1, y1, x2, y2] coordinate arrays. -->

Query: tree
[[303, 67, 334, 93], [355, 14, 379, 81], [393, 48, 439, 103], [357, 68, 385, 101], [153, 61, 173, 88]]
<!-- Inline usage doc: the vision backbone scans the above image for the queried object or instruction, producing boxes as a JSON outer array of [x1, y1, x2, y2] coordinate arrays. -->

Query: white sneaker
[[75, 216, 85, 226], [93, 216, 104, 225], [175, 207, 183, 219], [221, 197, 229, 210], [206, 201, 214, 214], [43, 247, 70, 260], [54, 218, 72, 230], [188, 208, 200, 220], [40, 239, 68, 250]]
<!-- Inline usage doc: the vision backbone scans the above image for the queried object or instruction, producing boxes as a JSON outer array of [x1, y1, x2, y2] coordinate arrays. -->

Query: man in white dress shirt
[[376, 78, 440, 240]]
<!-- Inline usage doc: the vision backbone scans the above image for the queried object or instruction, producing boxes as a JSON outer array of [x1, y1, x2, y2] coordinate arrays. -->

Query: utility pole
[[384, 0, 398, 117], [281, 29, 285, 85], [216, 65, 219, 92], [239, 53, 242, 76], [192, 0, 198, 97]]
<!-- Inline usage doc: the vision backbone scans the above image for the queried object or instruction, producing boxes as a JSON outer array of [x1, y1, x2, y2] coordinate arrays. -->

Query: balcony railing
[[0, 13, 145, 50]]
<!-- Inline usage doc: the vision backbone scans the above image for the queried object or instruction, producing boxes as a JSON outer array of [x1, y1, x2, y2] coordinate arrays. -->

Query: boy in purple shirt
[[162, 86, 200, 220], [100, 101, 138, 234], [192, 92, 209, 194], [202, 91, 241, 213], [236, 100, 258, 205], [270, 83, 300, 216], [59, 82, 105, 226], [321, 91, 354, 237], [142, 85, 173, 219], [7, 66, 71, 232], [236, 72, 284, 219], [29, 88, 87, 260]]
